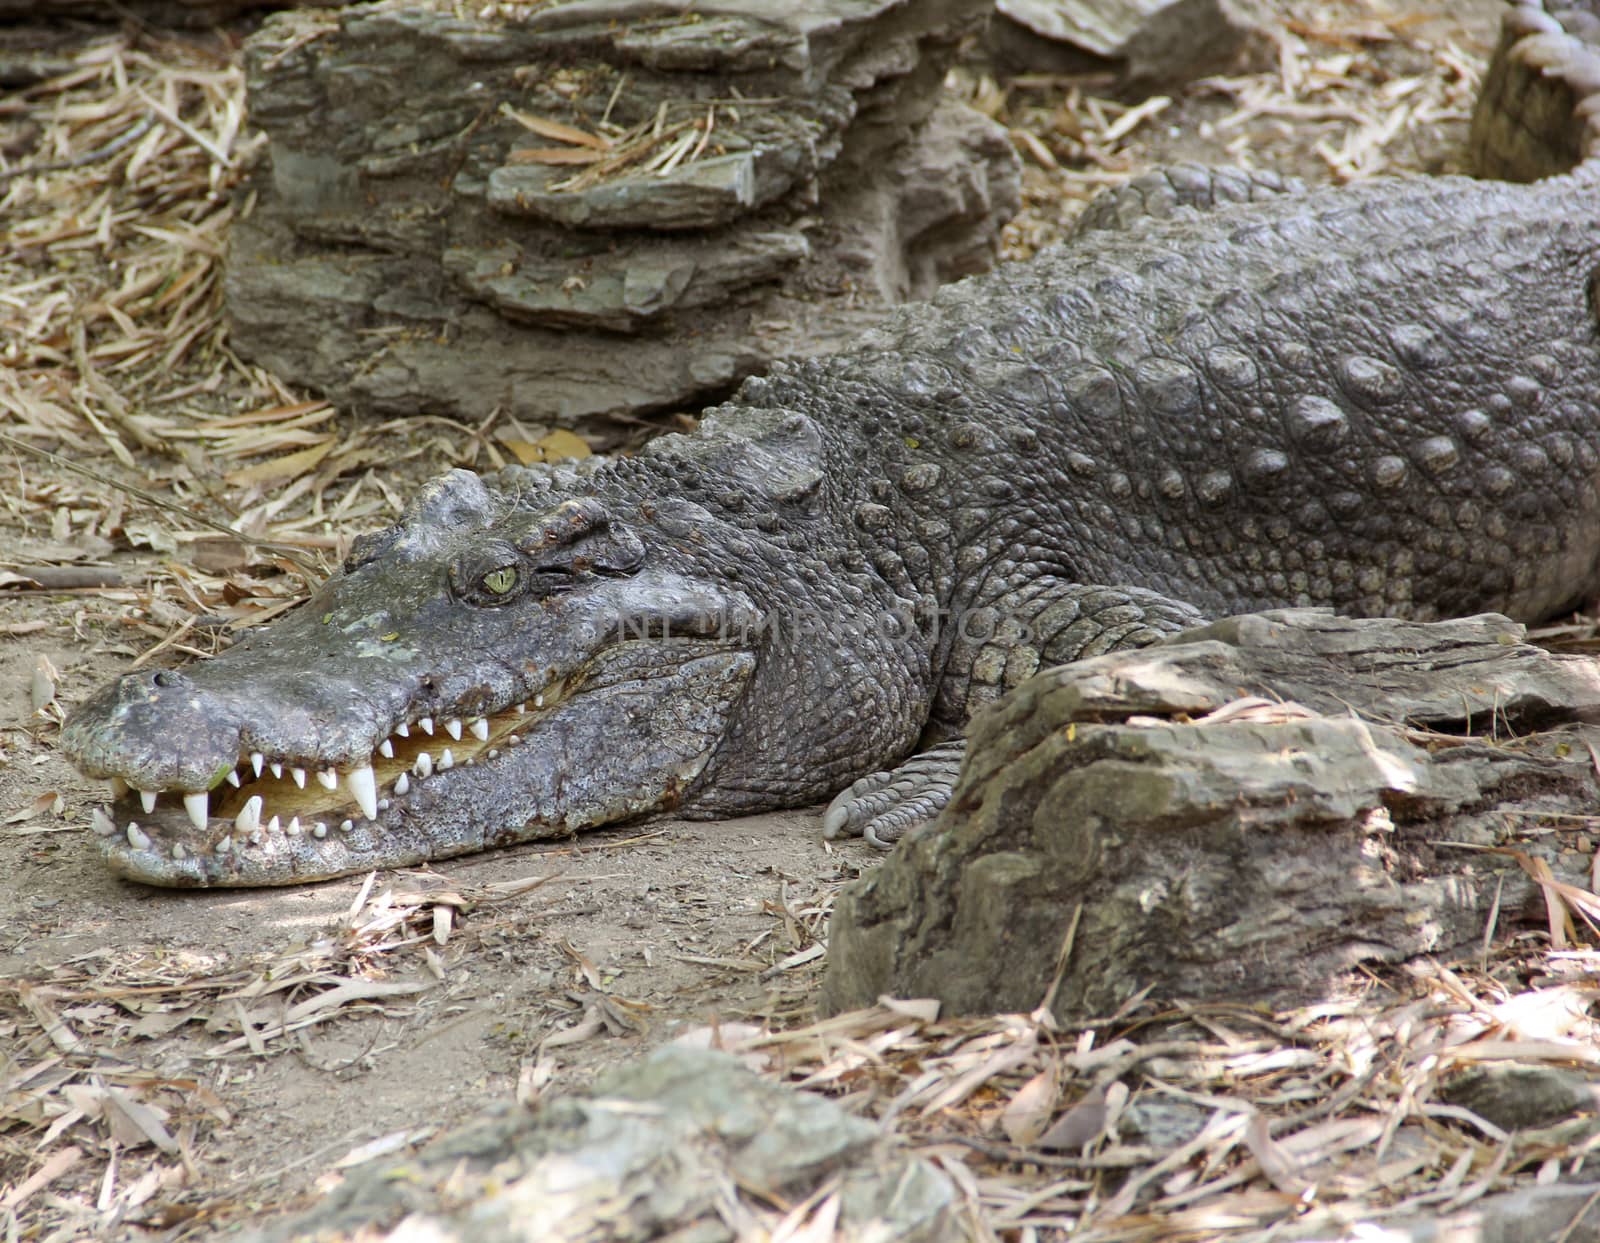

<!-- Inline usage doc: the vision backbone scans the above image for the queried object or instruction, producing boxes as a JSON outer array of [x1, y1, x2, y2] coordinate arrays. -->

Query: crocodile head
[[61, 408, 931, 886]]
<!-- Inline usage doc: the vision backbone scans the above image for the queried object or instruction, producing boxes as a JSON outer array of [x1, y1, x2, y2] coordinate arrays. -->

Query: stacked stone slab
[[227, 0, 1019, 428]]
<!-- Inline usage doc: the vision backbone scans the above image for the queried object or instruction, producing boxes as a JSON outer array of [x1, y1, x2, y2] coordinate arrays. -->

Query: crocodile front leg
[[823, 580, 1208, 847]]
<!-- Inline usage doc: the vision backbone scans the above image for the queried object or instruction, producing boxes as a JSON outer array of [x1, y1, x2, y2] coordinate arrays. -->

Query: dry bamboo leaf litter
[[0, 872, 565, 1226]]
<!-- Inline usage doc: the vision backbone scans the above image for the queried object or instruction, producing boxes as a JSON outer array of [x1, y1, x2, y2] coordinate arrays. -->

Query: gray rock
[[822, 611, 1600, 1021], [991, 0, 1263, 84], [226, 0, 1018, 429], [1440, 1065, 1600, 1133], [244, 1045, 960, 1242]]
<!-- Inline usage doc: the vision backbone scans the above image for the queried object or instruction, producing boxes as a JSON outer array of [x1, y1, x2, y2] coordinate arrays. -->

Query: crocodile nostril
[[152, 671, 177, 688]]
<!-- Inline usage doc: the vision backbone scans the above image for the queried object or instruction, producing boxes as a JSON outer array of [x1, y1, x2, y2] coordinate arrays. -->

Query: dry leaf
[[508, 146, 604, 165], [500, 429, 593, 465], [498, 105, 610, 149], [1036, 1085, 1109, 1151], [1001, 1063, 1059, 1146], [223, 438, 336, 487]]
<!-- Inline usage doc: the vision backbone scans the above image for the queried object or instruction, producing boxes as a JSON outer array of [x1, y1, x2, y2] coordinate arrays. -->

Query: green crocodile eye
[[482, 566, 518, 595]]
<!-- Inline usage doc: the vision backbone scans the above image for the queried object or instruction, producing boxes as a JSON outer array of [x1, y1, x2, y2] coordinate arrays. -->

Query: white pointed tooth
[[346, 763, 378, 820], [470, 717, 490, 741], [378, 738, 394, 759], [215, 834, 232, 854], [126, 823, 150, 850], [518, 701, 528, 713], [183, 792, 209, 832], [313, 821, 328, 838], [266, 815, 281, 835], [395, 722, 410, 738], [534, 694, 543, 709], [291, 767, 307, 788], [251, 752, 264, 778], [138, 788, 157, 814], [338, 819, 352, 833], [172, 843, 188, 861], [270, 762, 283, 779], [394, 772, 410, 796], [418, 716, 434, 735], [249, 830, 263, 846], [226, 770, 242, 788], [439, 748, 454, 770], [318, 767, 339, 790], [488, 748, 499, 760], [445, 718, 462, 741], [415, 752, 433, 778], [92, 807, 117, 836], [508, 734, 521, 746], [378, 798, 390, 811], [236, 795, 262, 835], [288, 816, 302, 836]]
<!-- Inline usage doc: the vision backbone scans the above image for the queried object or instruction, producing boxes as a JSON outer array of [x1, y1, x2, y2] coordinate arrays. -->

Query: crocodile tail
[[1471, 1, 1600, 181]]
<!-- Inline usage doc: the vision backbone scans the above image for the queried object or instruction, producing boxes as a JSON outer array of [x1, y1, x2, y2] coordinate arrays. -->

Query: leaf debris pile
[[686, 942, 1600, 1241]]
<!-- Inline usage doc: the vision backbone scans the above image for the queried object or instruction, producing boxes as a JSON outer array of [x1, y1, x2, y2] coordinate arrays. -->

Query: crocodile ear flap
[[694, 408, 825, 507]]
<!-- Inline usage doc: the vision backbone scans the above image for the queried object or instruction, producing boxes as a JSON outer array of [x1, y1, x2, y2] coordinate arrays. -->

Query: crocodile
[[60, 0, 1600, 887]]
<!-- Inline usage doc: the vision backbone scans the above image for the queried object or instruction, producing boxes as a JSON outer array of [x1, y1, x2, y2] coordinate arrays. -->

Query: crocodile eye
[[481, 566, 518, 595]]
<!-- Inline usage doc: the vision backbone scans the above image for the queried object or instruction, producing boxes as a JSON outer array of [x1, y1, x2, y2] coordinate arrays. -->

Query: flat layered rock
[[823, 610, 1600, 1020], [227, 0, 1018, 428]]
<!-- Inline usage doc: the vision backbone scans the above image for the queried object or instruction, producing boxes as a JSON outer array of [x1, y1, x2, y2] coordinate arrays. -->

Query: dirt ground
[[1, 0, 1511, 1238]]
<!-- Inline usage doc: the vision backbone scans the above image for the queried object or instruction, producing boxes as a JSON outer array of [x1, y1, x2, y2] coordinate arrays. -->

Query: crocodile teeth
[[318, 767, 339, 790], [288, 816, 303, 836], [172, 843, 188, 861], [395, 722, 410, 738], [215, 834, 232, 854], [394, 772, 410, 796], [470, 717, 490, 741], [314, 822, 328, 838], [378, 739, 394, 758], [183, 792, 209, 832], [488, 748, 499, 759], [225, 770, 242, 788], [92, 807, 117, 836], [138, 788, 157, 814], [439, 749, 454, 771], [444, 717, 462, 741], [236, 795, 263, 835], [418, 717, 434, 735], [267, 815, 281, 835], [508, 734, 522, 746], [534, 694, 544, 709], [347, 763, 378, 820], [270, 762, 283, 779], [291, 767, 307, 788], [338, 819, 352, 833], [415, 752, 433, 778], [126, 823, 150, 850], [251, 752, 264, 778], [517, 702, 528, 714]]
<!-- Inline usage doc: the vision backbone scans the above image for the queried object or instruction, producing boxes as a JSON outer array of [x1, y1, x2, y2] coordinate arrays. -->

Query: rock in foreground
[[245, 1046, 957, 1242], [823, 611, 1600, 1020]]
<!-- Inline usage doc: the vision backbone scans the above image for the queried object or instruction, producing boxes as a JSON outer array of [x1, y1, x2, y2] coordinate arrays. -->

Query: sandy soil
[[0, 1, 1505, 1237]]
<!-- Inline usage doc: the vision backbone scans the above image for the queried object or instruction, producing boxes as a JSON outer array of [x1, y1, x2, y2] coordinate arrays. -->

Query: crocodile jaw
[[76, 639, 754, 887]]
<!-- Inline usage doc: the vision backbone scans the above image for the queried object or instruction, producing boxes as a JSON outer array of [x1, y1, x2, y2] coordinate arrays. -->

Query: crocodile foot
[[821, 739, 965, 849]]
